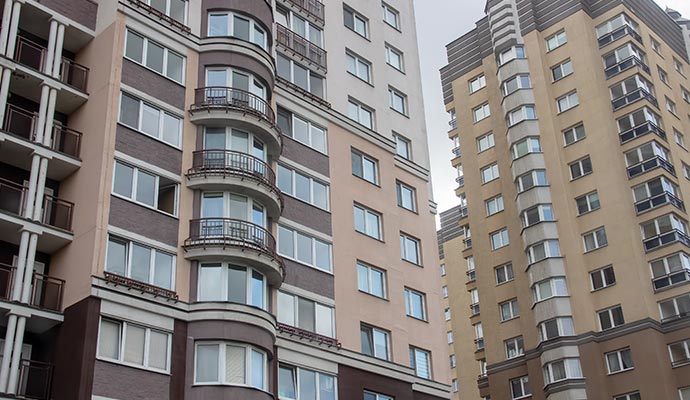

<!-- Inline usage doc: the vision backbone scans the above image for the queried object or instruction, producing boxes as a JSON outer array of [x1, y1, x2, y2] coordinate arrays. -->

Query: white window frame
[[590, 265, 616, 291], [360, 324, 390, 360], [598, 305, 625, 330], [348, 99, 375, 129], [277, 164, 330, 211], [505, 336, 524, 359], [112, 159, 179, 217], [532, 277, 568, 303], [357, 261, 386, 298], [473, 103, 491, 123], [510, 376, 531, 399], [394, 133, 411, 159], [476, 131, 495, 153], [396, 181, 417, 212], [490, 228, 509, 250], [409, 346, 432, 379], [389, 87, 408, 115], [277, 54, 325, 97], [118, 92, 182, 148], [503, 74, 531, 96], [144, 0, 188, 25], [495, 263, 514, 285], [666, 97, 678, 115], [105, 234, 176, 290], [469, 74, 486, 93], [124, 29, 186, 84], [669, 339, 690, 366], [511, 136, 541, 160], [206, 12, 268, 49], [351, 149, 378, 184], [543, 358, 583, 384], [277, 290, 335, 337], [354, 203, 382, 240], [546, 30, 567, 51], [575, 191, 600, 215], [346, 50, 372, 83], [659, 67, 669, 85], [498, 45, 525, 66], [400, 233, 421, 265], [97, 317, 172, 373], [615, 392, 641, 400], [499, 298, 520, 321], [596, 13, 638, 38], [197, 263, 267, 309], [277, 224, 333, 272], [516, 169, 548, 193], [557, 91, 579, 113], [485, 195, 504, 216], [606, 348, 634, 374], [569, 156, 593, 180], [583, 227, 608, 252], [506, 105, 537, 126], [381, 2, 400, 29], [385, 43, 404, 71], [521, 204, 555, 228], [527, 240, 561, 264], [279, 363, 337, 400], [344, 5, 369, 38], [481, 163, 499, 184], [538, 317, 575, 342], [193, 341, 267, 388], [404, 287, 427, 320], [551, 59, 573, 81], [659, 293, 690, 320], [563, 123, 585, 146], [277, 108, 328, 154]]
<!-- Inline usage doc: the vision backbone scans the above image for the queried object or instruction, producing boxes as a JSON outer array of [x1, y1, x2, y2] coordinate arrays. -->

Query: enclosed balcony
[[598, 24, 642, 48], [276, 24, 327, 70], [619, 120, 665, 144], [183, 218, 284, 286], [642, 214, 690, 252], [653, 269, 690, 291], [612, 88, 657, 111]]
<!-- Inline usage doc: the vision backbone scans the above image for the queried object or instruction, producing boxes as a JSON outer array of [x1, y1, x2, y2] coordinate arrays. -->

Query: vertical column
[[0, 314, 17, 391], [4, 0, 21, 58], [43, 20, 58, 76], [0, 0, 13, 55], [6, 316, 26, 394]]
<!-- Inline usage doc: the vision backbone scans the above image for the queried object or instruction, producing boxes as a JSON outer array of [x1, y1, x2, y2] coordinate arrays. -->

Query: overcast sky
[[414, 0, 690, 220]]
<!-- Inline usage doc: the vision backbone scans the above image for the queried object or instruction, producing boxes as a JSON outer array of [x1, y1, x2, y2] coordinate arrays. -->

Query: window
[[207, 12, 267, 49], [357, 261, 386, 298], [277, 164, 329, 210], [106, 235, 175, 290], [590, 265, 616, 290], [404, 288, 427, 320], [521, 204, 554, 228], [361, 324, 390, 360], [490, 228, 509, 250], [538, 317, 575, 342], [666, 97, 678, 116], [624, 141, 670, 171], [557, 91, 579, 113], [351, 149, 378, 184], [344, 5, 368, 38], [603, 43, 646, 70], [659, 67, 671, 85], [409, 346, 431, 379], [442, 285, 448, 298], [633, 176, 681, 213], [533, 277, 568, 303], [495, 263, 514, 284], [112, 160, 178, 215], [641, 213, 688, 243], [546, 30, 567, 51], [400, 233, 421, 265], [467, 256, 476, 280], [474, 322, 484, 349], [354, 204, 382, 239], [617, 107, 663, 135], [145, 0, 186, 25], [395, 134, 411, 159], [682, 87, 690, 104], [473, 103, 491, 123], [277, 225, 332, 272], [194, 342, 266, 388], [500, 298, 520, 321], [197, 264, 266, 308], [651, 36, 661, 53], [527, 240, 561, 264], [502, 74, 531, 96], [476, 132, 495, 153], [511, 137, 541, 160], [385, 44, 404, 71], [481, 163, 499, 183], [346, 51, 372, 83], [562, 123, 586, 146], [674, 57, 685, 75], [447, 331, 454, 344], [382, 2, 399, 29], [669, 339, 690, 366], [277, 291, 334, 337], [569, 156, 593, 180], [498, 45, 525, 66], [277, 108, 327, 154], [276, 7, 323, 46], [610, 75, 655, 103], [449, 354, 456, 368], [598, 305, 625, 330], [469, 74, 486, 93], [277, 54, 325, 98], [516, 169, 548, 193], [348, 99, 375, 129], [452, 379, 458, 393], [469, 288, 479, 313], [596, 13, 638, 38], [506, 105, 537, 126], [615, 392, 641, 400], [505, 336, 524, 359], [396, 181, 417, 212], [650, 252, 690, 290], [675, 129, 686, 148], [510, 376, 531, 399], [389, 87, 408, 115], [124, 30, 184, 83], [543, 358, 583, 384], [552, 59, 573, 81], [485, 195, 504, 216], [119, 92, 182, 147], [576, 192, 600, 215], [606, 348, 634, 374], [98, 318, 170, 372], [659, 293, 690, 321], [583, 227, 608, 252], [279, 364, 336, 400], [365, 391, 393, 400], [444, 308, 451, 320]]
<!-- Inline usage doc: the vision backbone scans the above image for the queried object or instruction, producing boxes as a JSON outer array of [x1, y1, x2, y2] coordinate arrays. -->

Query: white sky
[[414, 0, 690, 222]]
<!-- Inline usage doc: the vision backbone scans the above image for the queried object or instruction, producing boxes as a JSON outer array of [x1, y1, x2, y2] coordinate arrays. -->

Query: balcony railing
[[661, 310, 690, 323], [14, 35, 89, 92], [612, 88, 658, 111], [464, 237, 472, 249], [604, 56, 650, 79], [276, 76, 331, 108], [277, 322, 341, 348], [467, 269, 476, 282], [598, 25, 643, 48], [14, 359, 53, 400], [2, 105, 83, 158], [282, 0, 324, 23], [635, 192, 684, 214], [448, 119, 457, 129], [0, 178, 74, 231], [653, 269, 690, 291], [643, 229, 690, 252], [190, 87, 275, 126], [126, 0, 191, 33], [0, 263, 65, 312], [474, 337, 484, 350], [469, 302, 480, 316], [452, 146, 461, 157], [456, 176, 465, 188], [619, 121, 666, 144], [103, 271, 178, 301], [276, 24, 327, 69], [184, 218, 280, 260], [626, 156, 675, 179], [459, 206, 469, 218]]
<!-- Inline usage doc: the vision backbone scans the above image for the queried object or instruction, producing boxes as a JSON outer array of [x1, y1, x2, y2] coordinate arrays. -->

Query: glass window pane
[[294, 64, 308, 90], [125, 31, 144, 63], [320, 374, 335, 400], [225, 345, 245, 384], [148, 330, 168, 370], [251, 270, 264, 308], [162, 113, 180, 147], [119, 93, 140, 128], [251, 349, 264, 388], [196, 344, 219, 383], [299, 369, 317, 400], [153, 251, 173, 289], [135, 170, 156, 206], [315, 240, 331, 271], [295, 173, 311, 202], [278, 366, 296, 398], [146, 41, 165, 73], [198, 264, 222, 301], [313, 181, 328, 209], [293, 117, 309, 144], [357, 264, 369, 292], [371, 269, 384, 297], [296, 232, 313, 264], [208, 14, 228, 36], [278, 226, 294, 258], [124, 324, 146, 365], [169, 0, 185, 23], [98, 319, 120, 359], [106, 238, 127, 276], [298, 298, 315, 332], [113, 162, 134, 198], [233, 16, 250, 41], [131, 243, 152, 283], [227, 265, 247, 304], [315, 304, 333, 337], [278, 292, 295, 325], [141, 103, 160, 137]]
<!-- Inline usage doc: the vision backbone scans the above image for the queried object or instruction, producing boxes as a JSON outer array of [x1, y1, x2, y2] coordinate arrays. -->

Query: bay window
[[543, 358, 583, 384], [194, 342, 267, 389], [197, 263, 266, 309], [527, 240, 561, 264], [506, 105, 536, 126], [650, 252, 690, 290], [521, 204, 554, 228], [532, 277, 568, 303], [538, 317, 575, 342]]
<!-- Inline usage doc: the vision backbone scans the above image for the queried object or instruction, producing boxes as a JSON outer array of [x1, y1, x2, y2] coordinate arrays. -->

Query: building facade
[[440, 0, 690, 399], [0, 0, 450, 399]]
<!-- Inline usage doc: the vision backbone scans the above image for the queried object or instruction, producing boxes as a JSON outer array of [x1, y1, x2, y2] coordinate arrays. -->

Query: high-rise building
[[440, 0, 690, 399], [0, 0, 449, 398]]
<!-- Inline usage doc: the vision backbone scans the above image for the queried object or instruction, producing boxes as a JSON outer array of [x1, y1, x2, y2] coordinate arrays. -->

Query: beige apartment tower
[[440, 0, 690, 399]]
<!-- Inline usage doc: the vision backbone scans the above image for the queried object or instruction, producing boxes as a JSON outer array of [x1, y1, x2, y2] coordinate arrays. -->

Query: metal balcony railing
[[103, 271, 178, 301], [459, 206, 468, 218], [643, 229, 690, 252], [184, 218, 280, 261], [469, 302, 480, 316], [452, 146, 461, 157], [276, 24, 327, 69], [277, 322, 341, 348], [2, 105, 83, 158], [464, 237, 472, 249], [448, 119, 457, 129], [627, 156, 675, 179], [653, 269, 690, 291], [456, 176, 465, 188], [0, 178, 74, 231], [474, 337, 484, 350], [635, 191, 684, 214], [619, 120, 666, 144], [126, 0, 190, 33], [282, 0, 324, 23], [190, 87, 275, 125], [598, 25, 643, 48], [0, 263, 65, 312], [16, 359, 53, 400], [611, 88, 658, 111], [14, 35, 89, 92], [467, 269, 476, 282], [604, 55, 649, 79]]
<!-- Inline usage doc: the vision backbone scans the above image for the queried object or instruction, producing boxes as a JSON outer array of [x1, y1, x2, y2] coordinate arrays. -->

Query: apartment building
[[0, 0, 450, 398], [440, 0, 690, 399]]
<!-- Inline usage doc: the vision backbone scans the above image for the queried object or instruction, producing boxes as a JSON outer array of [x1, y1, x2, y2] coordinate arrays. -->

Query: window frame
[[105, 234, 176, 290], [112, 159, 179, 217], [348, 99, 376, 129], [404, 287, 427, 321], [118, 92, 182, 148], [598, 305, 625, 331], [400, 233, 421, 265], [206, 11, 268, 49], [97, 317, 172, 373], [277, 54, 325, 98], [510, 375, 531, 399], [396, 181, 417, 212], [360, 323, 391, 360], [481, 163, 500, 184], [551, 59, 573, 81], [476, 131, 495, 153], [193, 341, 268, 388], [388, 86, 408, 115], [277, 163, 330, 211], [538, 317, 575, 342], [569, 156, 593, 180], [583, 227, 608, 252], [351, 149, 378, 184], [543, 358, 583, 384], [277, 290, 335, 338], [346, 50, 373, 83], [490, 228, 509, 250], [381, 2, 400, 30], [354, 203, 383, 240], [278, 363, 337, 400], [557, 91, 580, 113], [124, 29, 186, 84], [590, 265, 616, 291], [277, 224, 333, 272], [197, 263, 268, 308], [546, 30, 567, 51], [504, 336, 525, 359], [495, 263, 514, 285], [532, 277, 568, 303], [357, 261, 387, 299], [409, 346, 432, 379], [277, 108, 328, 154], [473, 103, 491, 123], [385, 43, 404, 72], [575, 191, 600, 215], [499, 298, 520, 321], [394, 133, 411, 159], [485, 195, 504, 216], [343, 5, 369, 38], [469, 74, 487, 93], [605, 348, 635, 374]]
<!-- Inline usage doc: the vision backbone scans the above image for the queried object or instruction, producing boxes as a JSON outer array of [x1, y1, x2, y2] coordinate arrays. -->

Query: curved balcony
[[187, 150, 283, 218], [183, 218, 284, 286], [189, 88, 281, 157]]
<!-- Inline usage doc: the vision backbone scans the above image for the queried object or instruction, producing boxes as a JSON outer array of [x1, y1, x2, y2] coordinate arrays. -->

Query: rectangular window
[[505, 336, 524, 359], [500, 298, 520, 321], [357, 261, 386, 298], [543, 358, 583, 384], [382, 2, 399, 29], [277, 108, 327, 154], [344, 5, 368, 38], [444, 307, 451, 320], [277, 225, 332, 272], [606, 348, 634, 374], [533, 277, 568, 302], [485, 195, 504, 216], [194, 342, 267, 388], [98, 317, 170, 372], [112, 160, 178, 216], [598, 305, 625, 330], [510, 376, 531, 399], [276, 54, 325, 98], [277, 291, 334, 337], [659, 293, 690, 320], [538, 317, 575, 342], [389, 87, 408, 115], [590, 265, 616, 290], [674, 57, 685, 75], [569, 156, 593, 180], [348, 99, 375, 129], [576, 191, 600, 215], [659, 67, 669, 85], [511, 137, 541, 160], [469, 74, 486, 93], [279, 364, 336, 400], [503, 74, 531, 96], [495, 263, 514, 284], [490, 228, 509, 250], [385, 43, 404, 71], [119, 92, 182, 147], [476, 132, 495, 152], [473, 103, 491, 123], [449, 354, 456, 368], [365, 391, 393, 400], [675, 129, 686, 149], [395, 133, 411, 159], [106, 235, 176, 290], [351, 149, 378, 184], [527, 240, 561, 264], [682, 86, 690, 104], [557, 91, 579, 113], [396, 181, 417, 212], [277, 164, 329, 210], [404, 287, 427, 320], [552, 59, 573, 81], [583, 227, 608, 252], [615, 392, 641, 400], [650, 252, 690, 290], [125, 29, 185, 83], [361, 324, 390, 360], [497, 45, 525, 66], [521, 204, 555, 228], [546, 30, 567, 51], [481, 163, 499, 183], [354, 204, 382, 240], [409, 346, 431, 379], [442, 285, 449, 298], [667, 97, 678, 115], [346, 51, 372, 83], [446, 331, 453, 344], [400, 233, 421, 265], [669, 339, 690, 367], [516, 169, 548, 193], [506, 105, 537, 126]]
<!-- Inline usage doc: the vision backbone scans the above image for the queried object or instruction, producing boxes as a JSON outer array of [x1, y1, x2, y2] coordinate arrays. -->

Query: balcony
[[604, 56, 650, 79], [452, 146, 461, 158], [469, 302, 480, 316], [474, 337, 484, 350], [0, 179, 73, 232], [643, 229, 690, 252], [598, 25, 643, 48], [126, 0, 190, 33], [14, 35, 89, 92], [627, 156, 675, 179], [612, 88, 658, 111], [467, 269, 476, 282], [1, 359, 54, 400], [183, 218, 284, 286], [619, 121, 666, 144], [448, 119, 457, 130], [456, 176, 465, 188], [0, 263, 65, 312], [276, 24, 327, 70], [635, 192, 684, 214], [661, 310, 690, 323], [459, 206, 469, 219], [464, 237, 472, 249], [279, 0, 324, 24], [187, 150, 283, 218], [277, 322, 341, 348], [653, 269, 690, 291], [189, 87, 281, 157], [103, 271, 178, 301]]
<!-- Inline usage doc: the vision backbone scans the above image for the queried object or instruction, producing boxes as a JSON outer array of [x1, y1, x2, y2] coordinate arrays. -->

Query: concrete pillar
[[6, 316, 26, 394], [0, 68, 12, 134], [41, 88, 57, 147], [4, 0, 21, 58], [33, 84, 50, 144], [0, 314, 17, 391], [10, 231, 29, 302], [0, 0, 13, 56], [31, 158, 48, 222], [22, 155, 40, 219], [20, 233, 37, 304], [43, 20, 57, 76], [51, 23, 64, 80]]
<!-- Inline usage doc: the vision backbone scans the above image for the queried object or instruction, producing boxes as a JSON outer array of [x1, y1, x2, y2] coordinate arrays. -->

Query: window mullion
[[126, 240, 133, 278], [149, 249, 156, 284], [120, 322, 128, 362], [143, 328, 151, 368]]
